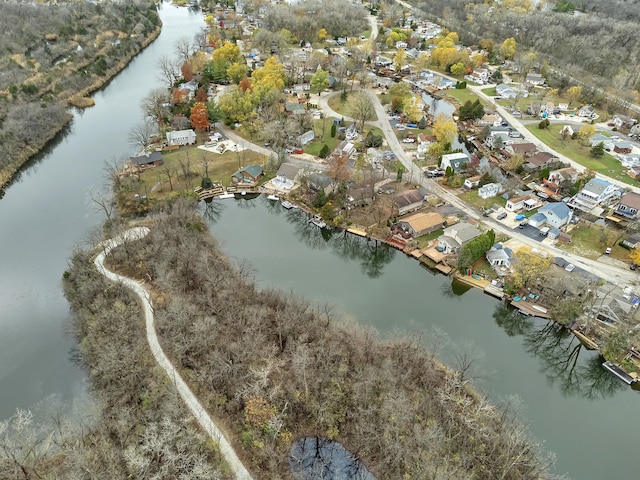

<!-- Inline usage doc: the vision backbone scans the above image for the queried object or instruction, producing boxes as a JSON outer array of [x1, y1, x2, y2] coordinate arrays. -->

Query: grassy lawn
[[415, 228, 444, 248], [445, 88, 483, 107], [458, 190, 507, 210], [481, 87, 497, 97], [524, 124, 638, 185], [136, 146, 266, 198], [564, 223, 622, 259], [305, 116, 341, 155], [328, 92, 378, 121]]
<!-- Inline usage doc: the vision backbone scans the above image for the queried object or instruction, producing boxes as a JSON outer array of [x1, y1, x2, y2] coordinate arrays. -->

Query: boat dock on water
[[281, 200, 297, 209]]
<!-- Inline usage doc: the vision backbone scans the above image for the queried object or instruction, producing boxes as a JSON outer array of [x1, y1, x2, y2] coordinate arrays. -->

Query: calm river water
[[0, 4, 636, 480]]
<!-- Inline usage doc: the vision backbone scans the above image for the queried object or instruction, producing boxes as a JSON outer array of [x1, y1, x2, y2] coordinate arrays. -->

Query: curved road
[[94, 228, 253, 480]]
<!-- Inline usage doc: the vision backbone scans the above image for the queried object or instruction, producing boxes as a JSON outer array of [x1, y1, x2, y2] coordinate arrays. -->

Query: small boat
[[281, 200, 296, 209], [217, 192, 235, 199], [602, 361, 638, 385], [310, 214, 327, 229], [267, 194, 279, 201]]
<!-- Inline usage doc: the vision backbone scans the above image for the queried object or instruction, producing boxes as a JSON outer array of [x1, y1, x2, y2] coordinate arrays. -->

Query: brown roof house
[[544, 167, 578, 194], [526, 151, 558, 170], [506, 142, 537, 157], [396, 212, 445, 238], [615, 192, 640, 220], [437, 222, 482, 254], [392, 188, 428, 216]]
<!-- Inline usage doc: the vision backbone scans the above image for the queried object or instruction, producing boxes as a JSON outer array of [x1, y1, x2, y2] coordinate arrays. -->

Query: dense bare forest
[[0, 0, 160, 190], [53, 199, 561, 479], [413, 0, 640, 93]]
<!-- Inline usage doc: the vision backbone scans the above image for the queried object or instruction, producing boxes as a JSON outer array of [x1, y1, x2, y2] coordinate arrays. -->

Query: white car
[[402, 138, 415, 143], [565, 263, 575, 272]]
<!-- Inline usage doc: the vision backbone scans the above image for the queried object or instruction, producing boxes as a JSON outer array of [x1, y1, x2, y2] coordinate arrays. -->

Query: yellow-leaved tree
[[213, 42, 243, 64], [500, 37, 517, 60], [509, 246, 551, 291], [252, 56, 286, 92], [433, 113, 458, 147]]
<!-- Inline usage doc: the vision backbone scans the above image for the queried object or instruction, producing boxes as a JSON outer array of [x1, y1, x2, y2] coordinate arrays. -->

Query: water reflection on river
[[206, 195, 639, 480]]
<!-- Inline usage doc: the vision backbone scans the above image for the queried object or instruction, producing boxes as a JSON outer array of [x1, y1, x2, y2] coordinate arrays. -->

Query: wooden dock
[[510, 300, 552, 319], [484, 284, 505, 300], [347, 227, 367, 237], [571, 329, 599, 350]]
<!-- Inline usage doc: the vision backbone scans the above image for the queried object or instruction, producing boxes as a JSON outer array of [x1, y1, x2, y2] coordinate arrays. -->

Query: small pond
[[290, 436, 375, 480]]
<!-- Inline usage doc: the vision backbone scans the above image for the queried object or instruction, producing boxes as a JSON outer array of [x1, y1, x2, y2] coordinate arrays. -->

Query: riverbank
[[0, 23, 162, 194]]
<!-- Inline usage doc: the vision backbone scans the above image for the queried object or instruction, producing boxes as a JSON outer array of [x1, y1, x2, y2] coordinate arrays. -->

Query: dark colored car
[[497, 212, 508, 220]]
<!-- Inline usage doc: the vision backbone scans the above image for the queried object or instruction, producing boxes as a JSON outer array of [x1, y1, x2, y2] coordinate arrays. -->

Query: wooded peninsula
[[0, 0, 161, 191], [41, 198, 556, 479]]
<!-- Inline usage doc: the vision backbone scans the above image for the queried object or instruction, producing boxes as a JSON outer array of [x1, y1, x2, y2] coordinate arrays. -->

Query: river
[[0, 4, 637, 480]]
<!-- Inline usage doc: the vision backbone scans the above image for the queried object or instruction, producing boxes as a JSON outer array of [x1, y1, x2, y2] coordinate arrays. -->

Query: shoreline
[[0, 24, 162, 194]]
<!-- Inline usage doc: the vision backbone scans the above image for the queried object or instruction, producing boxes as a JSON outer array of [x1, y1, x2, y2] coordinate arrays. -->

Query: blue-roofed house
[[528, 212, 548, 228], [538, 202, 572, 228], [571, 178, 621, 212]]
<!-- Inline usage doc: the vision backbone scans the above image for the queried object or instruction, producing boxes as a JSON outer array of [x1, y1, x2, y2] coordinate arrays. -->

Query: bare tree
[[157, 55, 180, 88], [128, 121, 155, 154], [349, 91, 375, 130], [140, 88, 170, 128], [174, 35, 194, 64]]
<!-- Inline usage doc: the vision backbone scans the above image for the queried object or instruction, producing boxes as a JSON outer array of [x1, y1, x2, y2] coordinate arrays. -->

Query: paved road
[[316, 85, 639, 286], [95, 228, 254, 480]]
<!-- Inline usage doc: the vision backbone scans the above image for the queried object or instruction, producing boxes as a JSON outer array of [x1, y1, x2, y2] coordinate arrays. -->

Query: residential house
[[525, 73, 545, 86], [506, 195, 536, 212], [590, 287, 637, 326], [578, 105, 597, 119], [619, 154, 640, 168], [615, 192, 640, 220], [527, 151, 558, 170], [440, 152, 470, 172], [347, 187, 376, 207], [534, 202, 572, 228], [496, 83, 517, 99], [477, 113, 502, 127], [336, 140, 356, 157], [392, 188, 427, 215], [465, 68, 489, 84], [406, 48, 420, 59], [613, 114, 636, 130], [486, 245, 511, 267], [275, 163, 302, 189], [166, 129, 196, 146], [559, 125, 574, 137], [395, 41, 408, 50], [629, 166, 640, 179], [622, 233, 640, 249], [231, 164, 264, 186], [478, 182, 503, 199], [464, 175, 482, 189], [437, 77, 455, 90], [571, 178, 621, 212], [590, 134, 614, 151], [613, 139, 634, 154], [506, 142, 537, 157], [285, 102, 306, 115], [544, 167, 578, 194], [129, 151, 163, 172], [397, 212, 445, 237], [374, 55, 393, 67], [307, 172, 336, 195], [437, 222, 482, 254], [419, 70, 435, 82]]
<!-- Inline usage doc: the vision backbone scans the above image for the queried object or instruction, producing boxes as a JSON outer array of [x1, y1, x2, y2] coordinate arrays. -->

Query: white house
[[486, 246, 511, 268], [590, 134, 614, 151], [437, 222, 482, 254], [506, 195, 536, 212], [615, 192, 640, 220], [578, 105, 597, 119], [464, 175, 482, 189], [395, 41, 408, 50], [525, 73, 545, 85], [441, 153, 470, 172], [166, 129, 196, 146], [496, 83, 517, 99], [536, 202, 572, 228], [478, 182, 503, 200], [571, 178, 621, 212]]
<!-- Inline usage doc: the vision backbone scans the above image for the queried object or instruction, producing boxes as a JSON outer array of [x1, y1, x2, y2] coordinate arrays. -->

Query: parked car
[[605, 247, 612, 254], [497, 212, 508, 220], [631, 264, 637, 271], [402, 137, 416, 143], [565, 263, 575, 272]]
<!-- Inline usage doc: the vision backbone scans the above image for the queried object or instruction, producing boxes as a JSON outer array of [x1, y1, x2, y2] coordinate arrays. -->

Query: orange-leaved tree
[[190, 102, 209, 131]]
